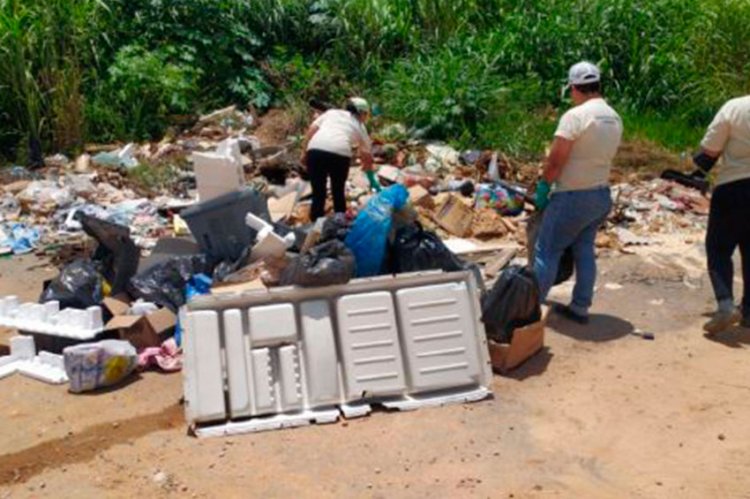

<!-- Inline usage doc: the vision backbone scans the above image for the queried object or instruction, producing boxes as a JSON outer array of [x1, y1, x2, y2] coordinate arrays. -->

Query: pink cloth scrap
[[137, 337, 182, 372]]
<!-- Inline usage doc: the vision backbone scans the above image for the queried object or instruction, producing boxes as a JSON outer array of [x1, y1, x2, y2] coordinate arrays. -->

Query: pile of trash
[[0, 103, 712, 392]]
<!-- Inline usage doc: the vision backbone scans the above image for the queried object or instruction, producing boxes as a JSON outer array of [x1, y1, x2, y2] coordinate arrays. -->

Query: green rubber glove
[[365, 170, 382, 192], [534, 179, 551, 211]]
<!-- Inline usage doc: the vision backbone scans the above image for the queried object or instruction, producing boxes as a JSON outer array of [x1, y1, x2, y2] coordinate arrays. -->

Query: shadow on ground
[[704, 326, 750, 349], [503, 347, 554, 381], [546, 303, 635, 342]]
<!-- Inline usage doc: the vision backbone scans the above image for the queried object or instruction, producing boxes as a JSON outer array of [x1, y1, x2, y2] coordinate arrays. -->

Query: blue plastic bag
[[174, 273, 212, 346], [345, 184, 409, 277]]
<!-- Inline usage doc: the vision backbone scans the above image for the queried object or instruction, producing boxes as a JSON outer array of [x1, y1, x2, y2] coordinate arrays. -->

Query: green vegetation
[[1, 0, 749, 164]]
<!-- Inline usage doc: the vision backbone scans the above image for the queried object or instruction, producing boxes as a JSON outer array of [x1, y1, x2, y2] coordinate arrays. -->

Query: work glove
[[365, 170, 382, 193], [534, 179, 551, 211]]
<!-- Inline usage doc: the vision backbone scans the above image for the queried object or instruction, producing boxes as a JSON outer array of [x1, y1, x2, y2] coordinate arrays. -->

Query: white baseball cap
[[567, 61, 601, 87], [348, 97, 370, 114]]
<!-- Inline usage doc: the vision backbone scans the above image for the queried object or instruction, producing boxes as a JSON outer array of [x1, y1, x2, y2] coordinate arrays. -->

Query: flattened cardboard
[[102, 296, 130, 317], [268, 192, 298, 223], [488, 320, 544, 373]]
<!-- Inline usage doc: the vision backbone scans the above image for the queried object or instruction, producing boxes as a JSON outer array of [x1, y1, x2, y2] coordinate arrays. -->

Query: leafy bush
[[106, 0, 272, 109], [87, 45, 198, 141]]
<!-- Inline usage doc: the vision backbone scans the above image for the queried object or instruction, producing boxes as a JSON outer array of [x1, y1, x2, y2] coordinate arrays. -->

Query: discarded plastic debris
[[345, 185, 409, 277], [0, 336, 68, 384], [64, 340, 138, 393], [40, 259, 104, 310], [92, 143, 139, 170], [182, 271, 492, 436]]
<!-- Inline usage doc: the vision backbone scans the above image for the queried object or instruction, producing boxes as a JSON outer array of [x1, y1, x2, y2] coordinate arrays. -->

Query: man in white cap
[[533, 61, 623, 324], [691, 94, 750, 334]]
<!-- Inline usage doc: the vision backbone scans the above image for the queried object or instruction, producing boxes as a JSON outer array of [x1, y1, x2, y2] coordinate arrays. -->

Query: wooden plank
[[483, 248, 518, 279]]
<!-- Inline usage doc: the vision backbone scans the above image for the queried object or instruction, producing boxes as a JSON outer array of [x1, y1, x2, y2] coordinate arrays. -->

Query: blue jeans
[[533, 187, 612, 316]]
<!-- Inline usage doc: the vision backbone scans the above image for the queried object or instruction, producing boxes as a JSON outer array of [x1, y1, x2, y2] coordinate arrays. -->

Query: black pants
[[706, 177, 750, 318], [307, 149, 351, 221]]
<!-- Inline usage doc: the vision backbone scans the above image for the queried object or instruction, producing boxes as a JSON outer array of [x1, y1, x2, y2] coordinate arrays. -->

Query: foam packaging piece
[[0, 335, 68, 384], [183, 271, 493, 437], [0, 296, 104, 340]]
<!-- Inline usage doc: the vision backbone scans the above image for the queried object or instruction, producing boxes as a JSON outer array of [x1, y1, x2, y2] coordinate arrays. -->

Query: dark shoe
[[553, 304, 590, 325], [703, 309, 741, 335], [741, 316, 750, 329]]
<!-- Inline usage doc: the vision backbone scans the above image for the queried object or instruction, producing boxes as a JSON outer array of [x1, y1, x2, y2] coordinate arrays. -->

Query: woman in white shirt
[[301, 97, 374, 221]]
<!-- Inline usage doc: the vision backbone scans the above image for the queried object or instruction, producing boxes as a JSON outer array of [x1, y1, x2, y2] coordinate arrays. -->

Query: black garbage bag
[[389, 223, 483, 285], [391, 223, 468, 273], [76, 212, 140, 295], [127, 254, 212, 311], [319, 216, 351, 243], [280, 240, 355, 287], [481, 265, 541, 343], [273, 222, 310, 253], [40, 259, 103, 309], [526, 212, 574, 286]]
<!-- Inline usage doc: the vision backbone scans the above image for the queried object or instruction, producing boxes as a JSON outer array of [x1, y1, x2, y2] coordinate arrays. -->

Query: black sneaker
[[553, 304, 590, 325]]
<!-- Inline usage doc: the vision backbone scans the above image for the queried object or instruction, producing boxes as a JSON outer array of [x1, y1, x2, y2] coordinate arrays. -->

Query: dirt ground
[[1, 232, 750, 499]]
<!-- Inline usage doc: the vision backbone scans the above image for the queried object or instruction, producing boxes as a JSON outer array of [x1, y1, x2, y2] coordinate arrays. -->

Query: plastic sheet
[[40, 260, 103, 310], [481, 265, 542, 344], [345, 185, 409, 277], [280, 240, 355, 287], [77, 213, 140, 296]]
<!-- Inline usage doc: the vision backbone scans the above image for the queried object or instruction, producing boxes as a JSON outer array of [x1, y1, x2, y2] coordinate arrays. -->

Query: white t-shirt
[[700, 95, 750, 186], [554, 98, 623, 192], [307, 109, 372, 158]]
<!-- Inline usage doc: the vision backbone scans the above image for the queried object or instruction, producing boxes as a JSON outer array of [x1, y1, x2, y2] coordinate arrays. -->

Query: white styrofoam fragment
[[336, 292, 407, 399], [0, 297, 104, 340], [223, 309, 253, 418], [185, 311, 226, 423], [0, 336, 68, 384], [251, 348, 275, 415], [11, 335, 35, 360], [194, 408, 339, 438], [381, 387, 491, 411], [340, 403, 372, 419], [395, 282, 483, 393], [278, 345, 302, 410], [248, 303, 297, 347], [299, 300, 340, 406]]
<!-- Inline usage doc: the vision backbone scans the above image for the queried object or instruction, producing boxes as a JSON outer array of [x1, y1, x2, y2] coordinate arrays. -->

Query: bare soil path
[[1, 238, 749, 498]]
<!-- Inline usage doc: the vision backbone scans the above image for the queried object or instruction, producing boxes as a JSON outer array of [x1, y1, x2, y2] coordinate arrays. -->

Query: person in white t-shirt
[[301, 97, 374, 221], [690, 95, 750, 333], [532, 61, 623, 324]]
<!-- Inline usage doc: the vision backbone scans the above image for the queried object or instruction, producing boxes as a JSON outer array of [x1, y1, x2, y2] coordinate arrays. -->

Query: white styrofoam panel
[[0, 336, 68, 384], [183, 271, 494, 437], [248, 303, 297, 347], [278, 345, 303, 410], [251, 348, 275, 415], [336, 292, 407, 399], [0, 297, 104, 340], [184, 311, 226, 423], [194, 408, 339, 437], [223, 309, 253, 418], [395, 282, 483, 393], [299, 300, 340, 405]]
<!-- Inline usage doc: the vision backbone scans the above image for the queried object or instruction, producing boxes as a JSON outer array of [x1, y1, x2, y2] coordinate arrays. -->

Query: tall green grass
[[0, 0, 749, 163]]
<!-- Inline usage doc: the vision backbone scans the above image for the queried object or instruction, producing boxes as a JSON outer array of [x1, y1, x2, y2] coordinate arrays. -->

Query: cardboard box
[[488, 320, 544, 373], [408, 185, 435, 209], [103, 297, 177, 350], [434, 194, 474, 237]]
